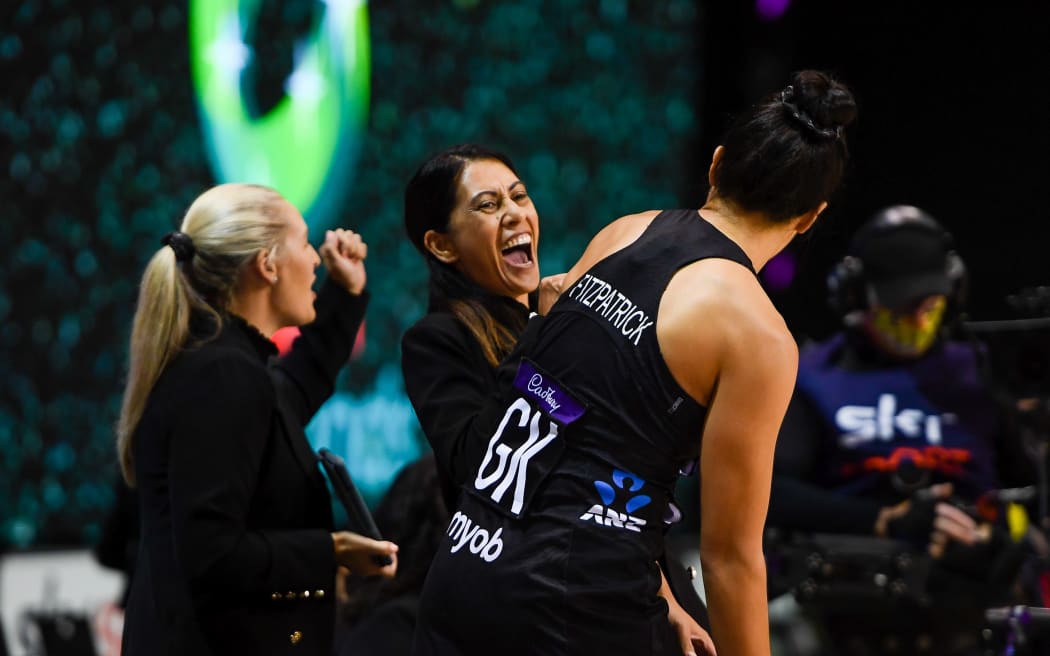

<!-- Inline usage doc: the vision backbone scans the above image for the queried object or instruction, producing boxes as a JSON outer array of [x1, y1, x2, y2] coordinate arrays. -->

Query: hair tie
[[161, 231, 196, 262], [780, 86, 842, 141]]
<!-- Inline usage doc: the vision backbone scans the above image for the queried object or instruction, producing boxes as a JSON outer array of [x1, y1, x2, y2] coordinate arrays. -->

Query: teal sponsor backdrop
[[1, 0, 702, 547]]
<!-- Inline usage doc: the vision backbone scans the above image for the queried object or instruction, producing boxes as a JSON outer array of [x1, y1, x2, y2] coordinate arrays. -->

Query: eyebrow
[[469, 180, 524, 205]]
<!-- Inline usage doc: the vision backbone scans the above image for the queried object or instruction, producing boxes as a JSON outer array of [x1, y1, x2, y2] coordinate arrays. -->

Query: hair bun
[[788, 70, 857, 136]]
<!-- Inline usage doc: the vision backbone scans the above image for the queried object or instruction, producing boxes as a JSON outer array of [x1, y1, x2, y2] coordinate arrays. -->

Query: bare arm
[[701, 320, 796, 655], [661, 262, 798, 656]]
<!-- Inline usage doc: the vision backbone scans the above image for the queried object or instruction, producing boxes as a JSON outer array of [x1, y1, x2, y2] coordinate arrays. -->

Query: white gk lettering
[[447, 511, 504, 562], [474, 398, 559, 515], [567, 273, 654, 346], [835, 393, 949, 448]]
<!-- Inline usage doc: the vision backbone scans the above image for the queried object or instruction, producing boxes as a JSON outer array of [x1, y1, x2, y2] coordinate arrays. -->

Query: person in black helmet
[[766, 205, 1037, 656]]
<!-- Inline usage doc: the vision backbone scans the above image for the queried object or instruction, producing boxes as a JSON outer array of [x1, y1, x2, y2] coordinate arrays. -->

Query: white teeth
[[501, 234, 532, 250]]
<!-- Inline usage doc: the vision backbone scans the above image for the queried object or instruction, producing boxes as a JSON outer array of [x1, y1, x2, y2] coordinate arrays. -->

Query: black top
[[414, 210, 754, 656], [533, 209, 754, 488], [122, 281, 368, 656]]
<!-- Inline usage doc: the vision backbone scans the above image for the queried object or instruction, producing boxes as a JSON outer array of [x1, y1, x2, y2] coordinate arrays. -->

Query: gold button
[[271, 593, 281, 601], [289, 630, 302, 645], [314, 589, 325, 599], [302, 590, 310, 599]]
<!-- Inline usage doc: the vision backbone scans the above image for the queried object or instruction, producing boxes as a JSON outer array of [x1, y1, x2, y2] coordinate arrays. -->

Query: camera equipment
[[963, 317, 1050, 528], [963, 317, 1050, 400], [984, 605, 1050, 655], [766, 531, 932, 613]]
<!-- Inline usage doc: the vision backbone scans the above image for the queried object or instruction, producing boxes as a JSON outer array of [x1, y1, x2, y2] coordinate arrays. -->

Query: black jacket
[[122, 281, 368, 656], [400, 295, 529, 510]]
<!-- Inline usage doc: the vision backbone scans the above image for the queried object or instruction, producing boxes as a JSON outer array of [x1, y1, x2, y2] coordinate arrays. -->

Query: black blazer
[[122, 282, 368, 656], [400, 296, 529, 510]]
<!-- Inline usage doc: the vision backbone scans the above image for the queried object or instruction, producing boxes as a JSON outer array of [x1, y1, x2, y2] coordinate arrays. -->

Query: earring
[[272, 276, 279, 283]]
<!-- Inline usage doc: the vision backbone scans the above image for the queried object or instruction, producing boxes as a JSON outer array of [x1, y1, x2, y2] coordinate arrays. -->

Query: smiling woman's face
[[442, 159, 540, 302]]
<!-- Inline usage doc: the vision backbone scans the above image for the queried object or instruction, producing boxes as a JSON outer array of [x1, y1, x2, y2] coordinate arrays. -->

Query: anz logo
[[835, 393, 955, 449], [579, 469, 651, 533]]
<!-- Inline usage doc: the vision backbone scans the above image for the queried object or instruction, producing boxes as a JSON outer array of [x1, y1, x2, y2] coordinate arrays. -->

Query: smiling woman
[[422, 157, 540, 306], [402, 145, 540, 380], [401, 145, 541, 511]]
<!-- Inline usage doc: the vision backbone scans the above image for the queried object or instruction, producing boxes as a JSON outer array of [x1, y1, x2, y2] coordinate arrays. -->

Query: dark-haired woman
[[411, 71, 858, 656], [400, 144, 712, 654], [400, 144, 541, 513]]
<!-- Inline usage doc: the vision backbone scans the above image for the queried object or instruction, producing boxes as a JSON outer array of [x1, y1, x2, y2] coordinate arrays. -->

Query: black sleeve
[[271, 280, 369, 426], [767, 389, 883, 535], [401, 314, 495, 503]]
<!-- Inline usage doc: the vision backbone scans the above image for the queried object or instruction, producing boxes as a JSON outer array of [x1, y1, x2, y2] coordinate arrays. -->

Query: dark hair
[[712, 70, 858, 223], [404, 144, 527, 367], [340, 453, 449, 625], [404, 143, 519, 255]]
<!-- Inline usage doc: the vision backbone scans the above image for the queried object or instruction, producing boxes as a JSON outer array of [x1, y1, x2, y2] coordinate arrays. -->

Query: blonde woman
[[117, 184, 397, 656]]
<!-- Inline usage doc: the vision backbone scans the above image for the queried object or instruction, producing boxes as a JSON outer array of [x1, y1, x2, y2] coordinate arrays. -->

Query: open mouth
[[501, 234, 534, 267]]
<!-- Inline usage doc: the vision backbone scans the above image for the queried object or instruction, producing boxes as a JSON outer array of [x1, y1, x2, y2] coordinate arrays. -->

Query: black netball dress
[[412, 210, 755, 656]]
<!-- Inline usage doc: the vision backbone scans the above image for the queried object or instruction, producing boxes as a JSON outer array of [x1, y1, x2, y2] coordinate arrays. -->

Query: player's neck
[[698, 197, 799, 272]]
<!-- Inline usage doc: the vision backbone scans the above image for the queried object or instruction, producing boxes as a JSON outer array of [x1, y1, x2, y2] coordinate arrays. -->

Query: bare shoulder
[[658, 259, 797, 405], [595, 210, 663, 244], [564, 210, 663, 287]]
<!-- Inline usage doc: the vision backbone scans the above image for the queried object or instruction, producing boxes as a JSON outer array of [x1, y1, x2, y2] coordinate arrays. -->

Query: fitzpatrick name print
[[447, 511, 504, 562], [566, 273, 654, 346]]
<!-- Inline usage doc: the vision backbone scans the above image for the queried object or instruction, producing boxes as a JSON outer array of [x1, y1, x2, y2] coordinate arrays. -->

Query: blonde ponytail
[[117, 183, 287, 485], [117, 248, 196, 484]]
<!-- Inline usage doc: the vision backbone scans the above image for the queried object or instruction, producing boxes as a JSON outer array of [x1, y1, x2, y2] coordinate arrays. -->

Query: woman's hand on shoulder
[[331, 531, 398, 578], [320, 229, 368, 295]]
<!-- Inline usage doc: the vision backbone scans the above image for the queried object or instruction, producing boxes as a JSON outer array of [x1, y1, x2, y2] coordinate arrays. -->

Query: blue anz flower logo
[[580, 469, 651, 532]]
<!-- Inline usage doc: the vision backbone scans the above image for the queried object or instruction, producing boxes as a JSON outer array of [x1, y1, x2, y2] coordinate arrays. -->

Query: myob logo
[[835, 393, 955, 448], [447, 512, 503, 563]]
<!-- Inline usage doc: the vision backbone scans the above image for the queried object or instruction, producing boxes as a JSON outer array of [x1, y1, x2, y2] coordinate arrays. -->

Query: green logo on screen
[[189, 0, 370, 231]]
